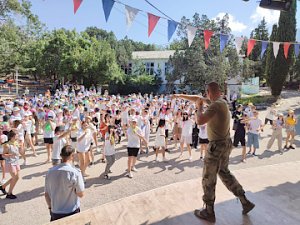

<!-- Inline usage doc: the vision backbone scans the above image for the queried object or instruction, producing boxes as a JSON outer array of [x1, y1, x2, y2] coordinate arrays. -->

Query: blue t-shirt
[[45, 163, 85, 214]]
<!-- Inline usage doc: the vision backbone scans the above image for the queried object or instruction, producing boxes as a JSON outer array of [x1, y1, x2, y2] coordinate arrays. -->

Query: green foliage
[[168, 13, 240, 92], [269, 0, 297, 97], [237, 95, 276, 105]]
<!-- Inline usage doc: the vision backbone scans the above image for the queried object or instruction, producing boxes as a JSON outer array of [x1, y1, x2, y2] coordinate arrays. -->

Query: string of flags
[[72, 0, 300, 59]]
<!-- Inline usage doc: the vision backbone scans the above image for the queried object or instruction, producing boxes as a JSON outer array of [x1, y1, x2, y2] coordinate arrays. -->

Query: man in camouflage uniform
[[174, 82, 255, 223]]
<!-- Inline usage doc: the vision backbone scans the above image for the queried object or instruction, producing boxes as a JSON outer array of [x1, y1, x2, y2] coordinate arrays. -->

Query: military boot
[[239, 195, 255, 215], [194, 204, 216, 223]]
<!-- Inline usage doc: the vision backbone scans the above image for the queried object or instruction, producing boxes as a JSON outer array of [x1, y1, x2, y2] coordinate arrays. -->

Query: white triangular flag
[[273, 42, 280, 58], [186, 25, 197, 47], [235, 37, 244, 54], [125, 5, 139, 30]]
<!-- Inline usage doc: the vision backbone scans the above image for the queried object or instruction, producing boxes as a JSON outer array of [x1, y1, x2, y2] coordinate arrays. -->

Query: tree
[[265, 25, 278, 85], [168, 13, 240, 92], [269, 0, 297, 97]]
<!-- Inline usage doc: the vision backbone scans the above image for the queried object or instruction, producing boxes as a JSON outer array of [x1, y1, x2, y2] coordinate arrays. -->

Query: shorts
[[180, 135, 192, 144], [247, 133, 259, 149], [52, 159, 61, 165], [127, 147, 139, 157], [6, 163, 20, 173], [199, 138, 209, 144], [233, 136, 246, 147], [286, 125, 296, 133], [31, 133, 35, 138], [44, 138, 54, 144], [264, 118, 273, 125], [0, 154, 4, 160]]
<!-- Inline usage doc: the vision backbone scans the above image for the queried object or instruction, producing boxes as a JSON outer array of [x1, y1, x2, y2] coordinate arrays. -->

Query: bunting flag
[[235, 37, 244, 54], [186, 25, 197, 47], [73, 0, 83, 14], [273, 42, 280, 58], [260, 41, 268, 59], [68, 0, 300, 60], [204, 30, 213, 50], [295, 44, 300, 57], [283, 42, 291, 59], [247, 39, 256, 57], [102, 0, 115, 22], [125, 5, 139, 30], [220, 34, 229, 53], [148, 13, 160, 37], [168, 20, 178, 41]]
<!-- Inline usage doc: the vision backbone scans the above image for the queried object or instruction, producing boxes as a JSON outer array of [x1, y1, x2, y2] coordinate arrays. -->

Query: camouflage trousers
[[202, 138, 245, 205]]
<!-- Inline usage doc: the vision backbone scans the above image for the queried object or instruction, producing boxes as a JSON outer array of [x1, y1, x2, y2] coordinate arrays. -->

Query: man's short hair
[[60, 145, 75, 158], [207, 82, 220, 94]]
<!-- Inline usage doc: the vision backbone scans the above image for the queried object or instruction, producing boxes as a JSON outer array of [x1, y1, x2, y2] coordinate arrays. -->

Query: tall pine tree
[[269, 0, 297, 97], [265, 25, 278, 85]]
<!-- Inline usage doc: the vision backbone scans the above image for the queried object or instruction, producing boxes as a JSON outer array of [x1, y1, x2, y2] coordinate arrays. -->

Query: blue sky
[[30, 0, 299, 45]]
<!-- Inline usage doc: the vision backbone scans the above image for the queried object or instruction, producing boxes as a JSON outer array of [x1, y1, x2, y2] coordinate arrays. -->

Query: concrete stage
[[48, 161, 300, 225]]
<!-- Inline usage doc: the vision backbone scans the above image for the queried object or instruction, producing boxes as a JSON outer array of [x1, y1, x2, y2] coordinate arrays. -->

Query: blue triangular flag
[[260, 41, 268, 59], [220, 34, 229, 53], [295, 43, 300, 57], [102, 0, 114, 22], [168, 20, 178, 41]]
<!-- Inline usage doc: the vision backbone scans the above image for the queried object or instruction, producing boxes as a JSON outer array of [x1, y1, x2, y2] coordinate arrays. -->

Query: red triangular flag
[[283, 42, 291, 59], [148, 13, 160, 37], [73, 0, 83, 14], [204, 30, 213, 50], [247, 39, 256, 56]]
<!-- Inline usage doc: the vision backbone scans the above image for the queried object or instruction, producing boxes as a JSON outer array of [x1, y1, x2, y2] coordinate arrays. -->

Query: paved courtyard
[[0, 90, 299, 225]]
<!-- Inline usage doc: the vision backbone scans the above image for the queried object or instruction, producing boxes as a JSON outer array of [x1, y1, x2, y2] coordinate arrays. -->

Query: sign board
[[241, 77, 259, 95]]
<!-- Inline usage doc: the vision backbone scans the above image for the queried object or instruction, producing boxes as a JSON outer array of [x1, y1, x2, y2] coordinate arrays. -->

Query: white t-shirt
[[165, 114, 173, 130], [181, 119, 193, 136], [199, 124, 208, 139], [266, 107, 277, 120], [77, 129, 92, 152], [248, 118, 262, 134], [52, 136, 67, 159], [43, 122, 55, 138], [127, 127, 142, 148], [24, 120, 32, 133], [0, 134, 8, 154], [17, 124, 25, 141], [104, 133, 116, 156]]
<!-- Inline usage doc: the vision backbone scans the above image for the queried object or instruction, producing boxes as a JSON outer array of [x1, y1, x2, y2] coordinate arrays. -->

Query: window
[[121, 63, 132, 75], [145, 62, 154, 75]]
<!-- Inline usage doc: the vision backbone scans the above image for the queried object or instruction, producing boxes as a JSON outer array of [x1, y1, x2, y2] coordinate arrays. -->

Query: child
[[103, 125, 117, 180], [180, 112, 193, 161], [154, 119, 166, 162], [0, 133, 8, 184], [52, 126, 71, 166], [198, 123, 208, 161], [247, 111, 263, 156]]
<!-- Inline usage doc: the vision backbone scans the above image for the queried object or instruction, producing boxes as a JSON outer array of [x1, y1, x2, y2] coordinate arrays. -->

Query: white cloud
[[214, 13, 247, 33], [250, 6, 280, 25]]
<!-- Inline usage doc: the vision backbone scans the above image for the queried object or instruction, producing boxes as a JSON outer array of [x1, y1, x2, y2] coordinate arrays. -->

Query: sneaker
[[284, 145, 288, 150], [104, 174, 111, 180], [189, 156, 192, 161], [242, 200, 255, 215], [200, 156, 203, 161], [131, 167, 138, 172], [108, 170, 112, 174], [165, 149, 170, 153], [252, 153, 258, 156], [127, 172, 133, 178], [194, 208, 216, 223], [155, 157, 158, 162], [6, 194, 17, 199], [247, 151, 251, 155], [22, 160, 27, 166], [241, 159, 246, 163], [289, 145, 295, 150], [0, 185, 7, 195], [163, 157, 167, 162]]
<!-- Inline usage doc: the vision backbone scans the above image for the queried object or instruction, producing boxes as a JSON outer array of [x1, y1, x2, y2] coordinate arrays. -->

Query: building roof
[[132, 50, 176, 60]]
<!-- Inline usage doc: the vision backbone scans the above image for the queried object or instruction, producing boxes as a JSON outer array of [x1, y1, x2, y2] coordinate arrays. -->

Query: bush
[[237, 95, 277, 105]]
